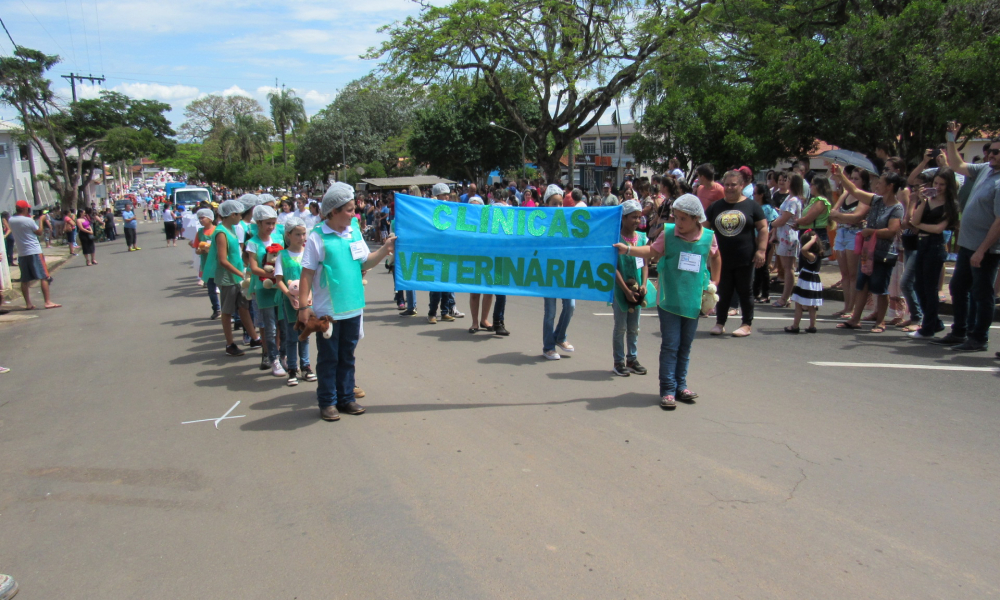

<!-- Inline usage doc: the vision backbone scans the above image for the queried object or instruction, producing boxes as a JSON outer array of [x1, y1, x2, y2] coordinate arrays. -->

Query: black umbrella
[[820, 149, 879, 174]]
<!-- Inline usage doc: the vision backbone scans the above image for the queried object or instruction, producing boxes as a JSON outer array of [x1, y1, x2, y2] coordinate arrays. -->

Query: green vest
[[196, 227, 214, 273], [248, 235, 283, 309], [319, 227, 366, 316], [614, 231, 648, 311], [799, 196, 831, 229], [203, 224, 242, 283], [657, 224, 714, 319], [277, 249, 303, 322]]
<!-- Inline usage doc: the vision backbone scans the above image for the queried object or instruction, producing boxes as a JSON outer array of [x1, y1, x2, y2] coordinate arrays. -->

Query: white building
[[573, 123, 654, 193], [0, 121, 58, 214]]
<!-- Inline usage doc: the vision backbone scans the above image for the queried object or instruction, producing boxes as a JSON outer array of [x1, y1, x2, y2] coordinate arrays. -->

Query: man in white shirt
[[8, 200, 60, 309]]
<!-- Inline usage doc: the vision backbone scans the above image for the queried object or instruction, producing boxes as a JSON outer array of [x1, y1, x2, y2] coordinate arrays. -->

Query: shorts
[[19, 253, 50, 282], [164, 221, 176, 240], [218, 284, 249, 314], [834, 229, 859, 252], [856, 260, 893, 296]]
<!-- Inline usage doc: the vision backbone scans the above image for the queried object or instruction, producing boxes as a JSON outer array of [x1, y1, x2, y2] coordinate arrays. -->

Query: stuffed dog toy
[[260, 243, 284, 289], [622, 277, 647, 313], [701, 282, 719, 314], [294, 315, 334, 342]]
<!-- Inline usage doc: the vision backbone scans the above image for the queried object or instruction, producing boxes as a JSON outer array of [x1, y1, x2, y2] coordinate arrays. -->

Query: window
[[0, 143, 6, 158], [602, 141, 616, 154], [582, 142, 596, 155], [18, 145, 28, 161]]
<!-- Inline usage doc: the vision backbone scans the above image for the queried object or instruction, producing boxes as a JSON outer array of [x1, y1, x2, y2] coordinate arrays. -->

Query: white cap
[[431, 183, 450, 196], [236, 194, 260, 211], [252, 205, 278, 221], [258, 193, 277, 205], [671, 193, 706, 222], [321, 182, 355, 217], [543, 184, 563, 203], [218, 199, 244, 217], [621, 199, 642, 215], [195, 208, 214, 220], [284, 216, 306, 232]]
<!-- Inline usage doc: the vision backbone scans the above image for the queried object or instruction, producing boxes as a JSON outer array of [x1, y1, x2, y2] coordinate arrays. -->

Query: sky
[[0, 0, 425, 130]]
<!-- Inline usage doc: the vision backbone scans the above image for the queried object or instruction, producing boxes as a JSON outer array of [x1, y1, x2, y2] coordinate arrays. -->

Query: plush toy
[[197, 241, 210, 253], [622, 277, 647, 313], [240, 276, 251, 291], [260, 243, 283, 289], [294, 315, 334, 341], [701, 282, 719, 314], [285, 280, 300, 309]]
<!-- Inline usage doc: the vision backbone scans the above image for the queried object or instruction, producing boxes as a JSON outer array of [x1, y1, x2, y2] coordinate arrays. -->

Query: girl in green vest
[[275, 217, 316, 387], [611, 200, 649, 377], [298, 183, 396, 422], [192, 208, 220, 320], [205, 200, 261, 357], [245, 204, 286, 377], [614, 194, 720, 410]]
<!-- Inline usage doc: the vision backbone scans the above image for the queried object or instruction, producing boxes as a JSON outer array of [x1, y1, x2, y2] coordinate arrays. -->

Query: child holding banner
[[542, 184, 576, 359], [615, 194, 720, 410], [612, 200, 649, 376], [299, 183, 396, 422]]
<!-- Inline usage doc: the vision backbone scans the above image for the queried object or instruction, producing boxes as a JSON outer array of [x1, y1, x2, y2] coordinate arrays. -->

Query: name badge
[[678, 252, 702, 273], [349, 240, 367, 260], [635, 257, 645, 269]]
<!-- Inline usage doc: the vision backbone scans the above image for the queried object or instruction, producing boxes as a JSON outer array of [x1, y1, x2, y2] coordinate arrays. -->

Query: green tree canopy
[[178, 94, 267, 142], [267, 88, 307, 164]]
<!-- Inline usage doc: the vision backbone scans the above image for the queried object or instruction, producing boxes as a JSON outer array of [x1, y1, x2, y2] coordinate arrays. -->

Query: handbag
[[858, 232, 875, 275]]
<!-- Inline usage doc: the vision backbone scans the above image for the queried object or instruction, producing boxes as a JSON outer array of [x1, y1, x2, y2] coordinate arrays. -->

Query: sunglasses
[[987, 148, 1000, 156]]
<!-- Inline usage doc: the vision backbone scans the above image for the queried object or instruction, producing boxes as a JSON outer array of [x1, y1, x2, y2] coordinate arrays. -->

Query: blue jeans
[[612, 301, 640, 364], [949, 247, 1000, 343], [900, 249, 922, 322], [315, 315, 362, 408], [257, 306, 279, 362], [428, 291, 454, 317], [542, 298, 574, 352], [657, 308, 698, 397], [493, 295, 506, 322], [915, 236, 946, 337], [282, 319, 310, 371], [206, 278, 220, 312]]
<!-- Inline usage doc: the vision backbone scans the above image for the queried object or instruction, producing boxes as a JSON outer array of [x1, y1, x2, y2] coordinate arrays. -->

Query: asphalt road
[[2, 223, 998, 599]]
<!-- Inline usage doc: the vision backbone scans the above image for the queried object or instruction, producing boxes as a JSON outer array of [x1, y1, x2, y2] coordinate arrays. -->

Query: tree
[[370, 0, 709, 182], [296, 75, 420, 180], [408, 74, 540, 183], [267, 88, 307, 164], [220, 113, 274, 164], [178, 94, 267, 142]]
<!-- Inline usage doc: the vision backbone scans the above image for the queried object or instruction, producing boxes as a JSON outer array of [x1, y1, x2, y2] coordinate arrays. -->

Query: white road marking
[[809, 362, 999, 372], [591, 313, 1000, 328], [182, 401, 246, 428]]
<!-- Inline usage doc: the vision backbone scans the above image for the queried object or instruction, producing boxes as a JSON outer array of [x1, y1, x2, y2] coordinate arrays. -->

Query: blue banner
[[392, 193, 622, 301]]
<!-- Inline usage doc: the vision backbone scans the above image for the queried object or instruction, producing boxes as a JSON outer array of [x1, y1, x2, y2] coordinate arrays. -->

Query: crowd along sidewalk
[[0, 243, 76, 324]]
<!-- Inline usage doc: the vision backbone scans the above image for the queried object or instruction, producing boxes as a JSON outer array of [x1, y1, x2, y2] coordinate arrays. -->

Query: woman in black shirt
[[908, 168, 959, 340]]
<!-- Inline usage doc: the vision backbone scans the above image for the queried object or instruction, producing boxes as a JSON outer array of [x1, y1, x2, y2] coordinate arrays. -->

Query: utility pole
[[61, 73, 106, 102]]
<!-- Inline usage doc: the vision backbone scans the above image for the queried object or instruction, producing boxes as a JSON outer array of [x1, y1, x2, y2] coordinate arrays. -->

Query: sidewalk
[[0, 243, 76, 323]]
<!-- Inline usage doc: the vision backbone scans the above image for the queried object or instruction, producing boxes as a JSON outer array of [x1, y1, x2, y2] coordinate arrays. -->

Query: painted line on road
[[591, 313, 1000, 329], [182, 401, 246, 428], [809, 361, 999, 372]]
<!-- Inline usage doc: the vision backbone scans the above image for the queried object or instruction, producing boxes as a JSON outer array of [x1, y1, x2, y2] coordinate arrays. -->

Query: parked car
[[113, 199, 129, 215]]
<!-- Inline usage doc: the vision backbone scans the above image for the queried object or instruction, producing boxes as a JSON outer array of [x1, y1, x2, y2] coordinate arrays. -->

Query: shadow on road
[[417, 328, 502, 342], [477, 351, 545, 366], [547, 369, 614, 382]]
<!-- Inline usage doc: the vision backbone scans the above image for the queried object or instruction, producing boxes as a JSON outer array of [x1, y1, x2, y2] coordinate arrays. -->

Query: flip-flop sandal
[[870, 326, 886, 333], [784, 326, 800, 333], [900, 325, 920, 332], [836, 322, 861, 330]]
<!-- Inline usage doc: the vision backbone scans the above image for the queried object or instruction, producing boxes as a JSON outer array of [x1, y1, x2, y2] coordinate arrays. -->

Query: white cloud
[[221, 85, 253, 98], [117, 82, 201, 101], [257, 86, 280, 96], [304, 90, 332, 105]]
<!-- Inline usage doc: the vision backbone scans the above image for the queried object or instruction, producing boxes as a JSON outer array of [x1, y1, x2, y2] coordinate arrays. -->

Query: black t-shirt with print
[[705, 197, 767, 267]]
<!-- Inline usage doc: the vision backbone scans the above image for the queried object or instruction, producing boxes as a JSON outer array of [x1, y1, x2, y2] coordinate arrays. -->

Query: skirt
[[791, 268, 823, 306], [164, 221, 176, 240], [78, 231, 96, 255]]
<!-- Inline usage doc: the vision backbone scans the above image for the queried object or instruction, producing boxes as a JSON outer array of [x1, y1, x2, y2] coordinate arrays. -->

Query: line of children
[[203, 199, 261, 357]]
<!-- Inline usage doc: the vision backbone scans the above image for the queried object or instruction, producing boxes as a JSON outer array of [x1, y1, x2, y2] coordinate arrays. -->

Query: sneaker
[[397, 302, 406, 310], [929, 333, 966, 346], [301, 366, 317, 382], [556, 341, 575, 353], [626, 359, 647, 375], [354, 386, 366, 398], [440, 313, 455, 322], [225, 343, 245, 357], [427, 315, 437, 324], [400, 309, 418, 316], [0, 573, 18, 600], [242, 333, 251, 346], [612, 363, 631, 377], [210, 310, 220, 320], [952, 340, 988, 352], [660, 395, 677, 410], [271, 360, 287, 377], [908, 330, 935, 340], [450, 308, 465, 318], [248, 337, 263, 349], [0, 366, 10, 374], [286, 369, 299, 386], [260, 356, 271, 370], [135, 247, 141, 250], [280, 355, 288, 371], [543, 350, 561, 360]]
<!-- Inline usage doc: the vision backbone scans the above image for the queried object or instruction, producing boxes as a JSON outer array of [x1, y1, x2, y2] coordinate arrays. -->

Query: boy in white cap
[[299, 183, 396, 421], [614, 194, 720, 409], [426, 182, 458, 323], [541, 184, 576, 359], [192, 208, 221, 319], [611, 200, 649, 376], [205, 199, 261, 356]]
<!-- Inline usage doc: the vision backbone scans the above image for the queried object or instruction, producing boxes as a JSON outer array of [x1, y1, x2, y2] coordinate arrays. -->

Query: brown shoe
[[353, 386, 366, 398], [320, 406, 340, 421], [338, 401, 366, 415]]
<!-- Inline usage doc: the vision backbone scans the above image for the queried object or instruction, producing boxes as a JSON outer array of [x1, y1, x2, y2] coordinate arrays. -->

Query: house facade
[[0, 121, 60, 214], [573, 123, 655, 193]]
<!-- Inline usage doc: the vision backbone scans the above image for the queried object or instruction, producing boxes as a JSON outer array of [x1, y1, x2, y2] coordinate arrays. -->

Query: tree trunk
[[281, 130, 287, 164], [27, 142, 41, 206]]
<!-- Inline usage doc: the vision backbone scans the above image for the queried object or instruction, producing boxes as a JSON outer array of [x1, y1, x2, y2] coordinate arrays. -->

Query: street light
[[489, 121, 527, 177]]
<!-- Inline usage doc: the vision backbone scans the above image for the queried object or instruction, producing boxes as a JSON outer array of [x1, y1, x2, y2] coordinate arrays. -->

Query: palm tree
[[267, 87, 307, 164], [220, 114, 272, 164]]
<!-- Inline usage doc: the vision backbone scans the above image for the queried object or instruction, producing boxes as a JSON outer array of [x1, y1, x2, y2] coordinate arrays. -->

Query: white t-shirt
[[244, 235, 272, 258], [273, 250, 303, 278], [276, 211, 292, 224], [234, 223, 246, 244], [162, 209, 175, 222], [301, 223, 369, 320], [9, 215, 42, 256]]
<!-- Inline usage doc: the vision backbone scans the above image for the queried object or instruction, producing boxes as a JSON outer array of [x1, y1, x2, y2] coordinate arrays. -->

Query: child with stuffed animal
[[191, 208, 220, 320], [245, 204, 286, 377], [298, 183, 396, 422], [614, 194, 720, 410], [611, 200, 651, 377], [274, 217, 316, 386], [204, 200, 261, 357]]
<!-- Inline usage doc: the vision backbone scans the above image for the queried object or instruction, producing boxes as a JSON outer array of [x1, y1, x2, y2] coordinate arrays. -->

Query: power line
[[78, 0, 92, 72], [0, 15, 18, 49], [62, 0, 79, 68], [92, 0, 104, 75], [17, 0, 72, 62]]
